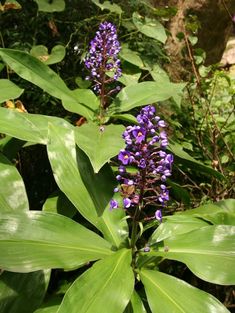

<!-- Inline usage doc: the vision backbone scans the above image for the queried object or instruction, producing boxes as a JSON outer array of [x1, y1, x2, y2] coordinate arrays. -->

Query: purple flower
[[118, 150, 131, 165], [132, 127, 146, 143], [110, 105, 173, 218], [123, 198, 132, 208], [84, 22, 121, 93], [110, 199, 119, 210], [155, 210, 162, 222]]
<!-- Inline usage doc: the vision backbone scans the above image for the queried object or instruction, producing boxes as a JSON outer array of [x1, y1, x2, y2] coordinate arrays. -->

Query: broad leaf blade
[[0, 79, 24, 102], [57, 249, 134, 313], [0, 153, 29, 211], [150, 215, 209, 243], [178, 199, 235, 225], [0, 270, 50, 313], [149, 225, 235, 285], [0, 211, 112, 272], [0, 107, 71, 144], [75, 123, 125, 173], [140, 269, 230, 313], [109, 81, 185, 113], [132, 12, 167, 43], [47, 123, 128, 247], [0, 49, 94, 118]]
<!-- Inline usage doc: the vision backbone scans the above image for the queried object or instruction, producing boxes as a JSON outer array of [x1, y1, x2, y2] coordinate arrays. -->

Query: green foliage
[[0, 1, 234, 312]]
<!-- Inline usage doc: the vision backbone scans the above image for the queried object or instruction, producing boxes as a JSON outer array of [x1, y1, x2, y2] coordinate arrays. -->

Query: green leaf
[[62, 89, 99, 120], [0, 153, 29, 212], [0, 49, 94, 118], [34, 0, 65, 12], [42, 191, 77, 218], [109, 81, 185, 113], [149, 215, 209, 243], [120, 47, 144, 68], [30, 45, 66, 65], [149, 225, 235, 285], [124, 291, 147, 313], [47, 123, 128, 247], [91, 0, 123, 14], [178, 199, 235, 225], [0, 107, 72, 144], [168, 142, 224, 180], [75, 123, 125, 173], [57, 249, 134, 313], [140, 269, 230, 313], [132, 12, 167, 43], [0, 211, 112, 272], [0, 270, 50, 313], [0, 79, 24, 103]]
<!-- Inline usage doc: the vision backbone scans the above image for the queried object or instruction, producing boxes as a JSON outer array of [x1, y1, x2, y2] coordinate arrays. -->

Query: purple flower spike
[[155, 210, 162, 222], [110, 105, 173, 219], [84, 21, 121, 93], [110, 199, 119, 210]]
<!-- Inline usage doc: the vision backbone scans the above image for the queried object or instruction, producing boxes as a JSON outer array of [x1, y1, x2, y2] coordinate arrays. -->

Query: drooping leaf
[[75, 123, 125, 173], [91, 0, 123, 14], [0, 107, 72, 144], [140, 269, 230, 313], [168, 142, 224, 180], [177, 199, 235, 225], [132, 12, 167, 43], [0, 270, 51, 313], [149, 215, 209, 243], [0, 79, 24, 103], [0, 49, 95, 118], [30, 45, 66, 65], [109, 81, 185, 114], [0, 153, 29, 212], [34, 0, 65, 12], [57, 249, 134, 313], [47, 123, 128, 247], [0, 211, 112, 272], [149, 225, 235, 285]]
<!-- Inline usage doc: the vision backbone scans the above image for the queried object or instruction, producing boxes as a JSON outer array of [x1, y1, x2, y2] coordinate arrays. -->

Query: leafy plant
[[0, 2, 234, 312]]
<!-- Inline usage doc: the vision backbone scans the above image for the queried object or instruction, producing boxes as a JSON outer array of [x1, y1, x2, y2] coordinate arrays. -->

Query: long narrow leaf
[[0, 153, 29, 211], [140, 269, 230, 313], [149, 225, 235, 285], [57, 249, 134, 313], [0, 211, 112, 272]]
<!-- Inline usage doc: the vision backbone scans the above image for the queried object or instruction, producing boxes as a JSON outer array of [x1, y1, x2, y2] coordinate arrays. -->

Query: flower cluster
[[110, 105, 173, 221], [84, 22, 122, 93]]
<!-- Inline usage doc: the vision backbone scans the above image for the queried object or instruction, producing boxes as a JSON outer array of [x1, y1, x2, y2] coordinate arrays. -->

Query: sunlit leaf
[[0, 79, 23, 103], [109, 81, 185, 113], [0, 211, 112, 272], [47, 123, 128, 247], [57, 249, 134, 313], [75, 123, 125, 173], [140, 269, 230, 313], [0, 49, 94, 118], [30, 45, 65, 65], [91, 0, 122, 14], [0, 153, 28, 212], [149, 225, 235, 285], [132, 12, 167, 43]]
